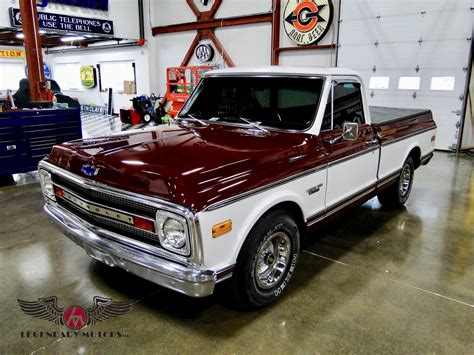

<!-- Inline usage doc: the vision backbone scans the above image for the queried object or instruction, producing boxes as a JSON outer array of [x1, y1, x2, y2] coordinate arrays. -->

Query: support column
[[19, 0, 50, 104]]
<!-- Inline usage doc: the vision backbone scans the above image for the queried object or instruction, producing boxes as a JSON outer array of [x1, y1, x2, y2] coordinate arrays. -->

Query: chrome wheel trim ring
[[399, 164, 412, 197], [255, 231, 291, 290]]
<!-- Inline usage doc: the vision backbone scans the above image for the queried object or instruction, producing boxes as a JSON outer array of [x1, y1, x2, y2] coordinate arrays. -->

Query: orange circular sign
[[284, 0, 333, 46]]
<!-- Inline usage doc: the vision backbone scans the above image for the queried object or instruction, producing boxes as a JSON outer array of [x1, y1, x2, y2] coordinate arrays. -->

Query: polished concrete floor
[[0, 152, 473, 354]]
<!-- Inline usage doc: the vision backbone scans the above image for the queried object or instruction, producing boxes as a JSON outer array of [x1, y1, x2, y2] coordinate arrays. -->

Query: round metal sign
[[283, 0, 334, 46], [195, 44, 214, 63]]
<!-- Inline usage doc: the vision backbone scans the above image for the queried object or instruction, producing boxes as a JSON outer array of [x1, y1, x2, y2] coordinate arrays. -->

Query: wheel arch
[[403, 143, 422, 169], [230, 195, 306, 263]]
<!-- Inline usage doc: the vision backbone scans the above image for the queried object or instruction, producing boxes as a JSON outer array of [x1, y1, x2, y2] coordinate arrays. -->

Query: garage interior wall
[[1, 0, 145, 113], [337, 0, 472, 151], [146, 0, 340, 96], [45, 47, 150, 112]]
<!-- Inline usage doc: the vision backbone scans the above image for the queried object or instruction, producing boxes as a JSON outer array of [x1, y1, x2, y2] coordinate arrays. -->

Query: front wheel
[[378, 157, 415, 208], [230, 209, 300, 310]]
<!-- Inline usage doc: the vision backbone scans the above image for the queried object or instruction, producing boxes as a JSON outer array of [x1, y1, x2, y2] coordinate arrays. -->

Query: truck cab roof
[[204, 66, 361, 78]]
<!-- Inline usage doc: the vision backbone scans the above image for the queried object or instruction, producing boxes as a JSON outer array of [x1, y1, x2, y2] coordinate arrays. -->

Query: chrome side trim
[[307, 185, 376, 226], [39, 161, 203, 265], [204, 164, 327, 212], [205, 146, 378, 212], [380, 127, 436, 147], [44, 203, 216, 298]]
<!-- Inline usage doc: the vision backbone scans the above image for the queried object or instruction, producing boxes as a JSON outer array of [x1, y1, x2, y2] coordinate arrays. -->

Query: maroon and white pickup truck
[[39, 67, 436, 309]]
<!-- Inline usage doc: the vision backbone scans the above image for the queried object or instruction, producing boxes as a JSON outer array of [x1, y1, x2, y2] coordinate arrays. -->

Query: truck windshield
[[179, 76, 324, 131]]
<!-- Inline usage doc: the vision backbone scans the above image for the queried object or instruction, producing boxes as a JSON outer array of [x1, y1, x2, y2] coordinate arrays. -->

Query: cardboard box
[[124, 81, 136, 94]]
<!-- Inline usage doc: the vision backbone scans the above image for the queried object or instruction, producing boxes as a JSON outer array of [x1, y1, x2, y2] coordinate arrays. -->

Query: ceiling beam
[[152, 13, 273, 36]]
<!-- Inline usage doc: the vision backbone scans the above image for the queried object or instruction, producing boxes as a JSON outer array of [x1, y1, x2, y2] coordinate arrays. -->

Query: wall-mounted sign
[[195, 44, 214, 63], [81, 105, 105, 114], [10, 8, 114, 36], [283, 0, 333, 46], [25, 63, 52, 80], [0, 49, 25, 59], [38, 0, 109, 11], [80, 65, 97, 89]]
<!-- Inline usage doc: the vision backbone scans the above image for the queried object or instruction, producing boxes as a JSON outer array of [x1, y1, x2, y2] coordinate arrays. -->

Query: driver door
[[320, 80, 380, 212]]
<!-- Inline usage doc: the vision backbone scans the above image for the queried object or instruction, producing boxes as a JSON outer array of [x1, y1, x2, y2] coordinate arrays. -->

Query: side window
[[321, 81, 365, 131]]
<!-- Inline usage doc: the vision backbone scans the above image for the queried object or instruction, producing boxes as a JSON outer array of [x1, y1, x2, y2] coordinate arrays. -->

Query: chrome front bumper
[[44, 203, 216, 297]]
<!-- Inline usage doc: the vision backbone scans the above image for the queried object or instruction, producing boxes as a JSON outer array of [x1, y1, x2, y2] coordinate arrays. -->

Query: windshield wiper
[[181, 113, 209, 127], [237, 117, 269, 133]]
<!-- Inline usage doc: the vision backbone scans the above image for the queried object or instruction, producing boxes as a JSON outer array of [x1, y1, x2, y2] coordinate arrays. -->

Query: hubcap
[[255, 232, 291, 289], [399, 164, 412, 196]]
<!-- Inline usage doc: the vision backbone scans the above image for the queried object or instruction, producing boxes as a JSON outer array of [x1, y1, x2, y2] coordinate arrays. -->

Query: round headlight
[[162, 218, 186, 249], [39, 169, 56, 201], [156, 211, 190, 255]]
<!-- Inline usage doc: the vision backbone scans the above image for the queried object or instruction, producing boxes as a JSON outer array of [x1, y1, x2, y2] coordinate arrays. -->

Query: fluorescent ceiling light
[[60, 36, 85, 42], [16, 31, 45, 38]]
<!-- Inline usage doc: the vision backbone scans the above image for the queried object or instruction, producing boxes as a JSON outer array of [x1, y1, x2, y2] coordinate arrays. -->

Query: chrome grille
[[59, 198, 161, 247], [52, 174, 157, 217], [51, 173, 162, 248]]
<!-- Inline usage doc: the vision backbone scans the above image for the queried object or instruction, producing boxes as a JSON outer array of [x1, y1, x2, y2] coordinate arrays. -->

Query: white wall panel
[[215, 0, 273, 18], [279, 48, 335, 67], [338, 0, 472, 150], [150, 0, 196, 27], [214, 23, 272, 66]]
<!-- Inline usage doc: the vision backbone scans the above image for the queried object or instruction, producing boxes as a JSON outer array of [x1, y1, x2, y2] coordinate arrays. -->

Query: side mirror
[[343, 122, 359, 141]]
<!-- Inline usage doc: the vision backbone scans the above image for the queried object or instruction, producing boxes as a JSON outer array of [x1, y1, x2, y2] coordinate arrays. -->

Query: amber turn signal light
[[431, 135, 436, 142], [212, 220, 232, 238]]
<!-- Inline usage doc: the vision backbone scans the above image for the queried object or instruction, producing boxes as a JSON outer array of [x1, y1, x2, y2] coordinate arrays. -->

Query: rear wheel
[[230, 209, 300, 310], [378, 157, 415, 208]]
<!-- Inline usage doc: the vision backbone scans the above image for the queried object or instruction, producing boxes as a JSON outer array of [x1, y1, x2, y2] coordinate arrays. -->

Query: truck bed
[[369, 106, 431, 126]]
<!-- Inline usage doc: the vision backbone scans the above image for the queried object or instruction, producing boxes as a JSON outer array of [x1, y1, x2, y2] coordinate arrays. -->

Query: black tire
[[378, 157, 415, 208], [143, 114, 152, 123], [230, 209, 300, 310]]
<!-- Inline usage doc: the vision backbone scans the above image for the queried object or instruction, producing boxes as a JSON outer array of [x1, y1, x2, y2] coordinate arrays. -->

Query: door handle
[[364, 139, 378, 146]]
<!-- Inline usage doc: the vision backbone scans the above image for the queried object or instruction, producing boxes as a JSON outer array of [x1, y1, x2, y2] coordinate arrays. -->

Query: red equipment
[[166, 66, 213, 117]]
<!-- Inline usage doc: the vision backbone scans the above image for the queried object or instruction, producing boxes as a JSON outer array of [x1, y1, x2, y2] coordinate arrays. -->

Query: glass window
[[53, 62, 81, 91], [369, 76, 390, 90], [430, 77, 455, 91], [321, 82, 365, 131], [99, 60, 135, 93], [0, 62, 25, 91], [180, 77, 324, 131], [398, 77, 421, 90]]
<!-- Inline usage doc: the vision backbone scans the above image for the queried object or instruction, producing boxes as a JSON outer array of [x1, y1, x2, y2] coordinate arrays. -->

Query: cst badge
[[284, 0, 333, 46]]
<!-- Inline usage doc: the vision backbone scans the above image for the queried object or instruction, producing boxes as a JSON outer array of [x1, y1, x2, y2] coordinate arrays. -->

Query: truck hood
[[46, 123, 322, 211]]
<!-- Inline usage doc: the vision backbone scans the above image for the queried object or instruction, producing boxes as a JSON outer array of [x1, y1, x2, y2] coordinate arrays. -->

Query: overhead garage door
[[337, 0, 472, 150]]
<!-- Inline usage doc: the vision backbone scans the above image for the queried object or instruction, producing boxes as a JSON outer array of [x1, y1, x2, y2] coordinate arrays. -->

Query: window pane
[[100, 60, 135, 93], [332, 82, 365, 130], [430, 77, 455, 91], [398, 77, 420, 90], [53, 62, 81, 91], [0, 62, 25, 90], [181, 77, 324, 131], [369, 76, 390, 90]]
